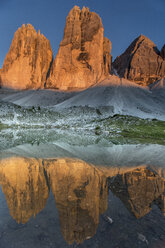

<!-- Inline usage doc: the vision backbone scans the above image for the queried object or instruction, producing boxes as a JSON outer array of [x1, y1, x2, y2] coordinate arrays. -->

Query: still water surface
[[0, 144, 165, 248]]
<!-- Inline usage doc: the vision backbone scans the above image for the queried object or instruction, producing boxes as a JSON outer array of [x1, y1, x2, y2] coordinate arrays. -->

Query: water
[[0, 144, 165, 247]]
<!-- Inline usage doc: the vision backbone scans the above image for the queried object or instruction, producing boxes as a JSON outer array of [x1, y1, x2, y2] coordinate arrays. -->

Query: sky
[[0, 0, 165, 68]]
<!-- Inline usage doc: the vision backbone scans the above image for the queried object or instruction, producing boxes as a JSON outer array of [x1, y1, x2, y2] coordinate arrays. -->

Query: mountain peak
[[46, 5, 110, 90], [113, 35, 165, 85], [0, 24, 53, 89]]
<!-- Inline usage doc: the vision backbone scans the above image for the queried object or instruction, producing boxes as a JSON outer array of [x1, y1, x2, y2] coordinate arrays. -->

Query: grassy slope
[[97, 115, 165, 145]]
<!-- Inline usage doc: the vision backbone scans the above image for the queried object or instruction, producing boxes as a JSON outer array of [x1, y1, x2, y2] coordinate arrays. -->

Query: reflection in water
[[0, 157, 108, 244], [45, 158, 108, 244], [0, 157, 165, 245], [108, 167, 165, 218], [0, 157, 49, 224]]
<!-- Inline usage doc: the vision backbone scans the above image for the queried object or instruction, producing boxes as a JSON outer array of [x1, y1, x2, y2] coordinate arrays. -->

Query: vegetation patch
[[100, 115, 165, 145], [0, 123, 10, 130]]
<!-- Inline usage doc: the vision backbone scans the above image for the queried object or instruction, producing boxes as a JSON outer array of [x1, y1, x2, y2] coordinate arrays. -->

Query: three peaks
[[0, 6, 165, 90]]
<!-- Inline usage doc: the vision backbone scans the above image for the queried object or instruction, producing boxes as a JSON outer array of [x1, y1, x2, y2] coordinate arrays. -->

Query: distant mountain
[[113, 35, 165, 86]]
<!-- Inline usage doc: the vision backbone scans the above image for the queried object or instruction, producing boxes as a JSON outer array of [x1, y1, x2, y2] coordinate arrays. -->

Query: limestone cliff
[[46, 6, 111, 90], [0, 24, 53, 89], [113, 35, 165, 85]]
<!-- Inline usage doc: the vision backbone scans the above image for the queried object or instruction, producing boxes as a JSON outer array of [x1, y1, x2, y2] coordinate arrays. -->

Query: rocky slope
[[113, 35, 165, 86], [55, 75, 165, 120], [46, 6, 111, 90], [0, 24, 53, 89]]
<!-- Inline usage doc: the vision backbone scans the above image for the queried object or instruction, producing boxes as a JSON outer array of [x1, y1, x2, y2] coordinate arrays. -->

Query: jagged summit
[[0, 23, 53, 89], [113, 34, 165, 85], [0, 7, 164, 91], [70, 5, 81, 11]]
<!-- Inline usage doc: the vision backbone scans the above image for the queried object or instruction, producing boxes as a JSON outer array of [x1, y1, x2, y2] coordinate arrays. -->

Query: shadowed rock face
[[46, 6, 111, 90], [0, 24, 53, 89], [161, 44, 165, 60], [103, 37, 112, 75], [113, 35, 165, 86]]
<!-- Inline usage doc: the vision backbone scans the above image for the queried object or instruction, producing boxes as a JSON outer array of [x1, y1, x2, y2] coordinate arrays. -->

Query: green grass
[[0, 123, 10, 130], [100, 115, 165, 145]]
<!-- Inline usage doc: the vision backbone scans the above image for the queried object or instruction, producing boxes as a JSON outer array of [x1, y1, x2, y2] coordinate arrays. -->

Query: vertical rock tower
[[0, 24, 53, 89], [46, 6, 111, 90]]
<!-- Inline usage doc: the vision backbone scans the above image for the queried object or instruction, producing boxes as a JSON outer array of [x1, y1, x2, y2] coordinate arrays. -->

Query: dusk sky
[[0, 0, 164, 68]]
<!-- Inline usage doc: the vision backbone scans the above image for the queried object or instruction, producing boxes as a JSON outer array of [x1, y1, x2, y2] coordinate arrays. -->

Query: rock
[[103, 37, 112, 75], [161, 44, 165, 60], [46, 6, 111, 90], [0, 24, 53, 89], [113, 35, 165, 85]]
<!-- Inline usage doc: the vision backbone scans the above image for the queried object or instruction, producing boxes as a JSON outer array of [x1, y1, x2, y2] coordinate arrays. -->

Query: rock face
[[0, 24, 53, 89], [103, 37, 112, 75], [46, 6, 111, 90], [113, 35, 165, 85], [161, 44, 165, 60]]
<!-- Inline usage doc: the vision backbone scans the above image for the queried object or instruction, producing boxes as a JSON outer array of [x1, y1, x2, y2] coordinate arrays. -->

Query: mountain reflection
[[0, 157, 108, 244], [108, 167, 165, 218], [0, 157, 165, 244], [45, 158, 108, 244], [0, 157, 49, 224]]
